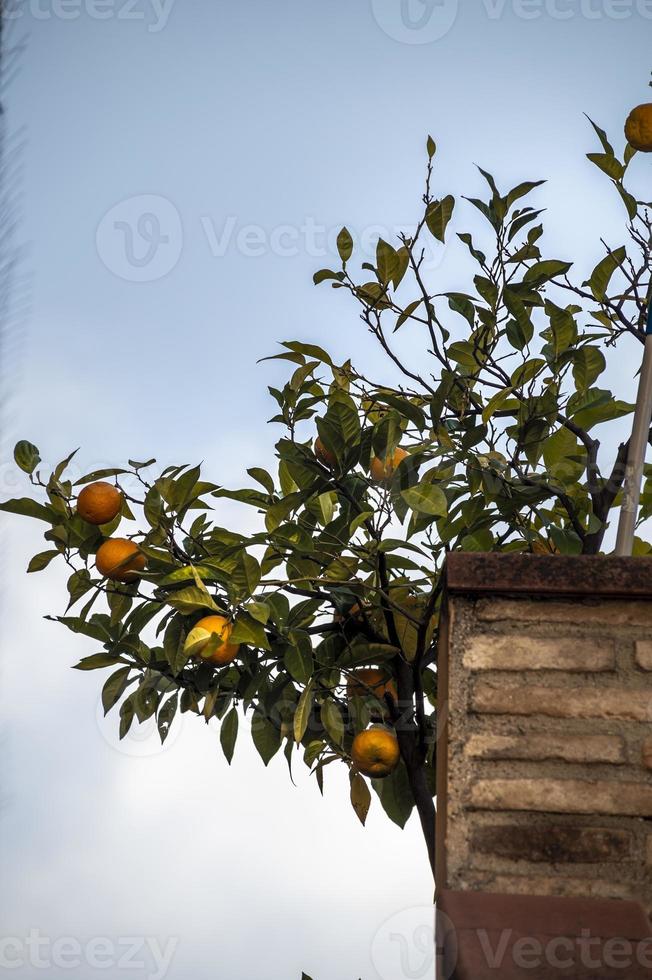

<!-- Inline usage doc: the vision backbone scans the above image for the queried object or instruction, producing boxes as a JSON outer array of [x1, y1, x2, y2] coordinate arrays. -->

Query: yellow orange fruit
[[95, 538, 145, 582], [370, 447, 408, 484], [351, 726, 400, 779], [314, 436, 337, 468], [77, 481, 122, 525], [625, 104, 652, 153], [183, 614, 240, 666], [346, 668, 398, 706]]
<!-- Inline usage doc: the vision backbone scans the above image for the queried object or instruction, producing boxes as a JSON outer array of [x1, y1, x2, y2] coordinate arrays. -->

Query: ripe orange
[[351, 726, 400, 779], [370, 447, 408, 484], [314, 436, 337, 468], [346, 668, 398, 706], [625, 104, 652, 152], [184, 614, 240, 666], [77, 481, 122, 525], [95, 538, 145, 582]]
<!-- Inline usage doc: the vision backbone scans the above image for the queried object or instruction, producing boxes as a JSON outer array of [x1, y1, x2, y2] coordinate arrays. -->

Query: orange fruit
[[77, 481, 122, 525], [625, 104, 652, 153], [370, 447, 408, 484], [346, 668, 397, 706], [314, 436, 337, 468], [184, 614, 240, 666], [95, 538, 145, 582], [351, 726, 400, 779]]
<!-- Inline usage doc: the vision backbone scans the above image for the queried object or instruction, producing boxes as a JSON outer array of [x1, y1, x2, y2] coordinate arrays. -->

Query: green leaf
[[220, 707, 239, 764], [339, 642, 401, 668], [246, 601, 271, 625], [586, 152, 624, 181], [74, 467, 129, 485], [588, 246, 626, 301], [144, 487, 164, 527], [54, 449, 79, 480], [0, 497, 55, 523], [350, 772, 371, 825], [247, 467, 275, 495], [56, 615, 112, 642], [284, 641, 313, 684], [67, 569, 93, 608], [14, 440, 41, 474], [281, 341, 333, 366], [251, 708, 282, 765], [321, 698, 345, 746], [294, 680, 315, 742], [482, 388, 514, 424], [615, 183, 638, 221], [102, 666, 133, 714], [425, 195, 455, 243], [165, 586, 219, 616], [573, 347, 606, 391], [375, 238, 399, 286], [27, 549, 60, 573], [505, 180, 545, 210], [511, 358, 545, 387], [337, 227, 353, 264], [545, 300, 578, 356], [157, 693, 178, 744], [230, 553, 261, 601], [585, 115, 614, 155], [394, 299, 422, 331], [372, 760, 415, 828], [549, 525, 583, 556], [313, 268, 341, 285], [73, 652, 122, 671], [426, 135, 436, 159], [446, 293, 475, 327], [231, 611, 270, 650], [401, 483, 448, 517], [523, 259, 572, 284]]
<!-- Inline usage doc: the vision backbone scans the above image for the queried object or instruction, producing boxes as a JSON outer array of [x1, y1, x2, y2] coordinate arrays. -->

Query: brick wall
[[436, 554, 652, 916]]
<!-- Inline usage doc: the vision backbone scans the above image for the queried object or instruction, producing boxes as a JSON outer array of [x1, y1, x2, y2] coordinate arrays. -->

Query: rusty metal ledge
[[444, 553, 652, 600]]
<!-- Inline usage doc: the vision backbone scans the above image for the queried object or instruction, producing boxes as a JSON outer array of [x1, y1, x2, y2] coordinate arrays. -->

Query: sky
[[1, 2, 651, 979]]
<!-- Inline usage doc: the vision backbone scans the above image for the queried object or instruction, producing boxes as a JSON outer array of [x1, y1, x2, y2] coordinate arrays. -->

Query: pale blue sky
[[1, 3, 651, 978]]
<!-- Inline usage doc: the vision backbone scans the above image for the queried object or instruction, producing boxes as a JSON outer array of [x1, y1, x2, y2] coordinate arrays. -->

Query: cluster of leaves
[[3, 122, 651, 871]]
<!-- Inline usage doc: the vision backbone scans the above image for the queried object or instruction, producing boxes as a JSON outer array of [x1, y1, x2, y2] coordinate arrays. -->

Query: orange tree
[[3, 119, 652, 878]]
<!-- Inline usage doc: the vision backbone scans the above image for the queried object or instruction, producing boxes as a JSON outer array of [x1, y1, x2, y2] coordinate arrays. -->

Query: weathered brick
[[463, 872, 640, 905], [474, 596, 652, 627], [470, 824, 633, 864], [471, 683, 652, 722], [463, 634, 615, 672], [464, 733, 626, 765], [643, 738, 652, 771], [470, 778, 652, 817], [636, 641, 652, 671]]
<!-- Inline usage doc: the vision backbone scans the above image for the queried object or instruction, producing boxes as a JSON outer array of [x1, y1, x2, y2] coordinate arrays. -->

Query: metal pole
[[614, 289, 652, 556]]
